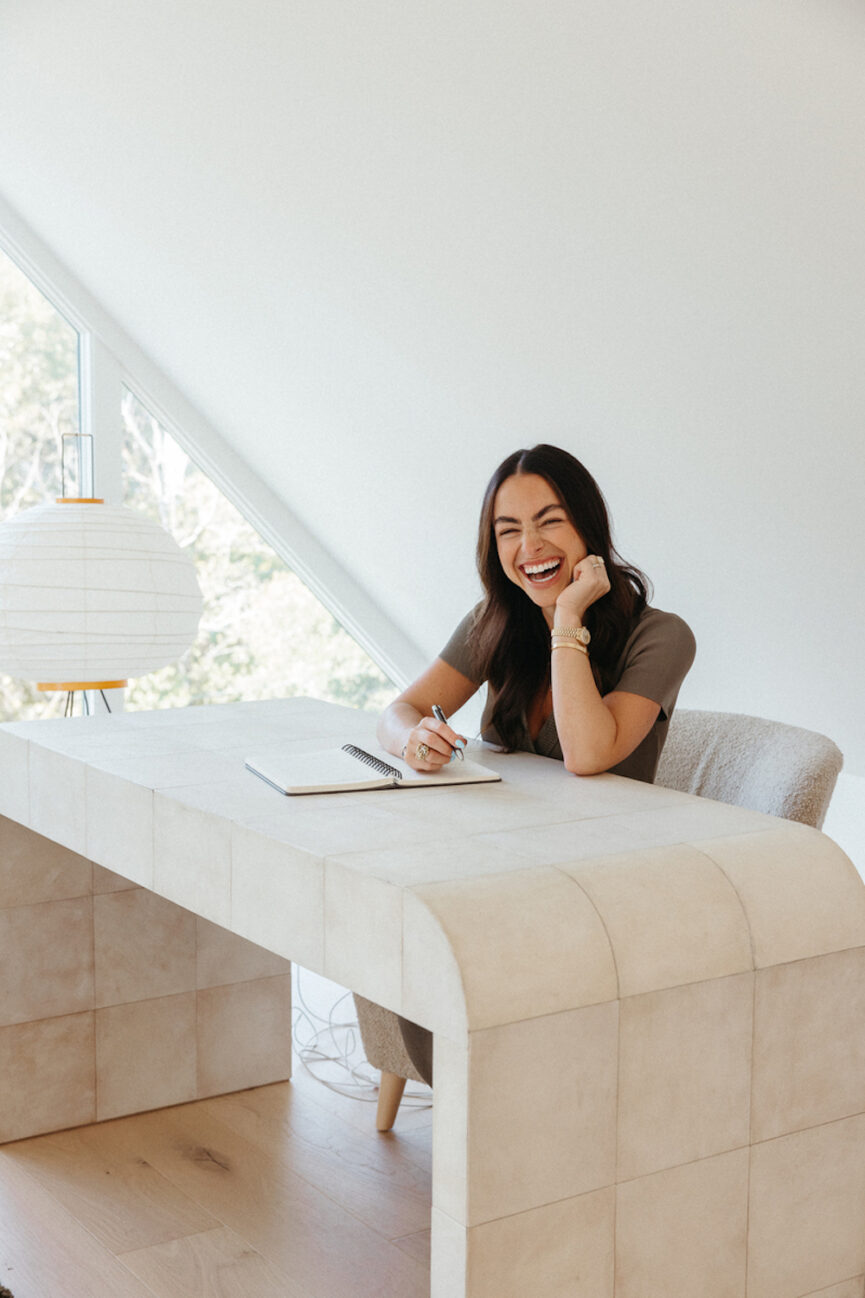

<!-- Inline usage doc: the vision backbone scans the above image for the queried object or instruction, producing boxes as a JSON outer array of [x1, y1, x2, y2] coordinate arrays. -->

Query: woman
[[370, 445, 696, 1096], [378, 443, 695, 783]]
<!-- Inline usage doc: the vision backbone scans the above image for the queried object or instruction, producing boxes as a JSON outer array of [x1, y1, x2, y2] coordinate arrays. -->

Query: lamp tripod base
[[36, 682, 127, 717]]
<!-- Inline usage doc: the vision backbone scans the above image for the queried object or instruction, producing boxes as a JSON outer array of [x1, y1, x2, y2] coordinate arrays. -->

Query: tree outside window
[[120, 394, 395, 713]]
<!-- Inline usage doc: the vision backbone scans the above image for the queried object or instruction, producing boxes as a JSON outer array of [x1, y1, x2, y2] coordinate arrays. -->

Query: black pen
[[432, 704, 464, 761]]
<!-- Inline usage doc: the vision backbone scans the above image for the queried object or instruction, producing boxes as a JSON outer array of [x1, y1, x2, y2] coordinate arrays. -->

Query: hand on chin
[[556, 556, 610, 622]]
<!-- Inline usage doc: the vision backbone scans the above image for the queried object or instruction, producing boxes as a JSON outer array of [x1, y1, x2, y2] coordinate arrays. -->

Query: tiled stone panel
[[0, 818, 291, 1142]]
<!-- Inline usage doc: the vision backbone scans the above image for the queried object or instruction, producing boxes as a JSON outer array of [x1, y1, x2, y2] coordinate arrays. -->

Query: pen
[[432, 704, 464, 761]]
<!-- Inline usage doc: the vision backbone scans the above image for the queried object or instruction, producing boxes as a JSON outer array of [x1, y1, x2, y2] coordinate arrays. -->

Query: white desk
[[2, 698, 865, 1298]]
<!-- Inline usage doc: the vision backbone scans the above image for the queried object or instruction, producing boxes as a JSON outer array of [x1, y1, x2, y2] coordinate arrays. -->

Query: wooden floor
[[0, 983, 432, 1298]]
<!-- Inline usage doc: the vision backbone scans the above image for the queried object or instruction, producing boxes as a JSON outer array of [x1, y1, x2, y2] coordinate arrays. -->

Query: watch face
[[578, 626, 591, 644]]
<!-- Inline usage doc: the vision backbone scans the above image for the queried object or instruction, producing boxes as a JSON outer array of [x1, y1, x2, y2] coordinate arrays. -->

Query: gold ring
[[416, 742, 430, 761]]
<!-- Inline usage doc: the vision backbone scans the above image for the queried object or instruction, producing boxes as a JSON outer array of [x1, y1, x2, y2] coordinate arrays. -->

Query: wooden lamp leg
[[376, 1071, 407, 1132]]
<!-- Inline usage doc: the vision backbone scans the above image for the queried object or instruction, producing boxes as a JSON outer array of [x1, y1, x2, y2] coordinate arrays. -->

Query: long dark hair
[[469, 444, 649, 750]]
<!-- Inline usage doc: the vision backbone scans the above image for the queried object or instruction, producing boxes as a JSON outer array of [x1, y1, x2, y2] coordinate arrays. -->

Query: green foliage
[[0, 254, 78, 514], [120, 396, 395, 713]]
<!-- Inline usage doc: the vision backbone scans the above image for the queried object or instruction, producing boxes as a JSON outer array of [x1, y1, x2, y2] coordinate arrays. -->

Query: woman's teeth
[[523, 559, 562, 584]]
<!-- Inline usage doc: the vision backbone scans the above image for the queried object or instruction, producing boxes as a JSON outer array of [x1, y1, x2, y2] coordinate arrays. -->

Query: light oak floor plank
[[202, 1079, 431, 1238], [119, 1225, 310, 1298], [7, 1120, 218, 1254], [89, 1096, 430, 1298], [393, 1228, 432, 1267], [0, 1153, 158, 1298], [387, 1121, 433, 1177]]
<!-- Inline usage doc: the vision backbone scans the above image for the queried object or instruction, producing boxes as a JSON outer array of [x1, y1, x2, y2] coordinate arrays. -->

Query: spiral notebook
[[245, 743, 501, 795]]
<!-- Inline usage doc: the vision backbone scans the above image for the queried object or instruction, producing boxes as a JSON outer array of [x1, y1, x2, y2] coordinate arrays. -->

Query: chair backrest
[[655, 708, 843, 829]]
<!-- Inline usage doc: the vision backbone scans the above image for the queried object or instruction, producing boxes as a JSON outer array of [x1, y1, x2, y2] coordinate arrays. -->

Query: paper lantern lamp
[[0, 498, 203, 690]]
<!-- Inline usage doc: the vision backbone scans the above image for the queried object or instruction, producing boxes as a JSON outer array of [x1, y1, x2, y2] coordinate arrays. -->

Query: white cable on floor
[[291, 965, 432, 1110]]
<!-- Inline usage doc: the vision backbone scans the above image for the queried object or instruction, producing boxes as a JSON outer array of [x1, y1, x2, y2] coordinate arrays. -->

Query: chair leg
[[376, 1071, 407, 1132]]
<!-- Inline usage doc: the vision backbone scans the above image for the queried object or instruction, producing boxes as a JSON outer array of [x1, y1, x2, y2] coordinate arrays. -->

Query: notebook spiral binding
[[341, 744, 404, 781]]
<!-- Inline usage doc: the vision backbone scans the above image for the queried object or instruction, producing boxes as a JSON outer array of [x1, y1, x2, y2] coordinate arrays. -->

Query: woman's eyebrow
[[494, 504, 563, 525]]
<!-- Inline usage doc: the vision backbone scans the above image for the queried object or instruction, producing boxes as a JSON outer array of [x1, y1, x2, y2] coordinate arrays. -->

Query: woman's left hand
[[555, 555, 611, 624]]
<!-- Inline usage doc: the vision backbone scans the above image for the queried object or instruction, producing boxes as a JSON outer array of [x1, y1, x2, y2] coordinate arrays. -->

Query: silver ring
[[416, 742, 430, 761], [591, 558, 605, 568]]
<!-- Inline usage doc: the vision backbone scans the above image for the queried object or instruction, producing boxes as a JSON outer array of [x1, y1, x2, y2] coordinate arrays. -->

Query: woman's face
[[492, 472, 588, 615]]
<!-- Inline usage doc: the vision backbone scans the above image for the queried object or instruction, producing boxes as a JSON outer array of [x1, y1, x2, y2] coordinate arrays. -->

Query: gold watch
[[552, 624, 590, 645]]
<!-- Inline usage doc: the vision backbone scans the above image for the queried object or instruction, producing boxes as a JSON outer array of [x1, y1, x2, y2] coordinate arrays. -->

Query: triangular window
[[121, 389, 394, 712]]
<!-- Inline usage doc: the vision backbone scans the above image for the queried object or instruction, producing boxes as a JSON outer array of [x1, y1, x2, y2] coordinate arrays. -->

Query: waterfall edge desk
[[2, 698, 865, 1298]]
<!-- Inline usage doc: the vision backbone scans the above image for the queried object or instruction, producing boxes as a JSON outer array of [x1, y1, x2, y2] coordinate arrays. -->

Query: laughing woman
[[370, 443, 696, 1097], [378, 443, 696, 783]]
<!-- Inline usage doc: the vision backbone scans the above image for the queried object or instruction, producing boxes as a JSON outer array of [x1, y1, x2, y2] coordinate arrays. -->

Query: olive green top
[[439, 605, 696, 784]]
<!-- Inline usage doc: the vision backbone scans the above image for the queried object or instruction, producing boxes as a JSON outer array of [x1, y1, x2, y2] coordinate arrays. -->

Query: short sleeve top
[[439, 605, 696, 784]]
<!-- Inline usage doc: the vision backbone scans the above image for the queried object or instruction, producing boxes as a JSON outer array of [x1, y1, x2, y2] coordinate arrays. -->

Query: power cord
[[291, 966, 432, 1111]]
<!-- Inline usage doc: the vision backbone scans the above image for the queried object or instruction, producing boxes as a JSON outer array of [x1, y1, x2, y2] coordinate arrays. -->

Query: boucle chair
[[655, 708, 843, 829], [354, 708, 844, 1130]]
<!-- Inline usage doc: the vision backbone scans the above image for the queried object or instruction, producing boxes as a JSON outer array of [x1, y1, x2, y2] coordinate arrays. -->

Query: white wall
[[0, 0, 863, 839]]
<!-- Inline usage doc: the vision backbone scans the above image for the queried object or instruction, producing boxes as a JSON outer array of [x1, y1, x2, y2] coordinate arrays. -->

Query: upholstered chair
[[655, 708, 843, 829]]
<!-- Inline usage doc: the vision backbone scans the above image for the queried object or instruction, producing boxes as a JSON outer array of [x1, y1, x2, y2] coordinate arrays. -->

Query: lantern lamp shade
[[0, 502, 203, 685]]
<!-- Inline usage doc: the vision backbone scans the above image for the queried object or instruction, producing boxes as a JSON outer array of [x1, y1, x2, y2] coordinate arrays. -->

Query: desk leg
[[429, 1010, 619, 1298], [428, 967, 865, 1298], [0, 817, 292, 1143]]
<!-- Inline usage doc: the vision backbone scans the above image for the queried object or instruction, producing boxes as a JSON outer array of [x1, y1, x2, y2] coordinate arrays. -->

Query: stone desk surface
[[2, 697, 865, 1298]]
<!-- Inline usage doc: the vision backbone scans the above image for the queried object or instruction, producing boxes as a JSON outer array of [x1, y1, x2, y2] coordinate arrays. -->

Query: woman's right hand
[[377, 657, 478, 770], [402, 717, 467, 771]]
